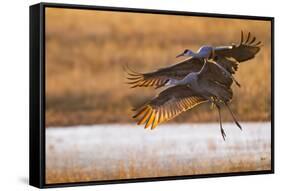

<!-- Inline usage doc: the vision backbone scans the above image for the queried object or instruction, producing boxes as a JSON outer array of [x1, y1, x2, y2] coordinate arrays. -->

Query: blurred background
[[45, 8, 271, 127]]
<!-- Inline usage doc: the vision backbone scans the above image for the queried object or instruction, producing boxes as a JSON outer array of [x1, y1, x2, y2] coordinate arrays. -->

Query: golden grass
[[46, 158, 271, 184], [45, 8, 272, 127], [46, 144, 271, 184]]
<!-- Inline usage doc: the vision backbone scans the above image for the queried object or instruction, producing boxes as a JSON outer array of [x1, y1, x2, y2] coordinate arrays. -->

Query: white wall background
[[0, 0, 279, 190]]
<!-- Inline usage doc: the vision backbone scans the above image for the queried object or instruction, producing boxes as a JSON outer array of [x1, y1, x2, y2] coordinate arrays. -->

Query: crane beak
[[176, 52, 184, 58]]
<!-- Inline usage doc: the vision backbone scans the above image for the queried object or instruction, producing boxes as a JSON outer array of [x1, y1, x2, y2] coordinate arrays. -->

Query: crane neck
[[188, 50, 197, 57], [198, 59, 208, 74]]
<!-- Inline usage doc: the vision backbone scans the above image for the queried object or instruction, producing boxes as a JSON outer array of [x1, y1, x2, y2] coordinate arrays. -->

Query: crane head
[[176, 49, 192, 58]]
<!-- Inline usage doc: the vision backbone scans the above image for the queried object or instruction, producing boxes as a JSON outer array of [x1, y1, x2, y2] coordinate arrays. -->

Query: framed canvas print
[[29, 2, 274, 188]]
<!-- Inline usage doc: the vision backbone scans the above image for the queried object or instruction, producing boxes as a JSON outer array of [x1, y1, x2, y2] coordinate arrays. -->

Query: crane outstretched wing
[[125, 58, 203, 89], [133, 85, 207, 129], [214, 31, 261, 63], [126, 58, 234, 89]]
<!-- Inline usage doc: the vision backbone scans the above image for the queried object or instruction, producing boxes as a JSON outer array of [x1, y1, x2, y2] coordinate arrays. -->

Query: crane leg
[[216, 104, 226, 141], [225, 103, 242, 130], [231, 76, 241, 87], [231, 77, 241, 87]]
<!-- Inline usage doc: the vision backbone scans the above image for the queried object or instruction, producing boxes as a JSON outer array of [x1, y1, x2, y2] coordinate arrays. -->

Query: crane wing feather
[[126, 58, 203, 89], [133, 85, 207, 129], [126, 57, 234, 89], [214, 31, 261, 63]]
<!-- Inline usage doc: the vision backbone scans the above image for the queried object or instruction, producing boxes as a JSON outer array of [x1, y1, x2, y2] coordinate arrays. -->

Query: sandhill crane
[[175, 31, 261, 87], [130, 60, 238, 140], [176, 31, 261, 62], [127, 31, 260, 89], [126, 31, 261, 140]]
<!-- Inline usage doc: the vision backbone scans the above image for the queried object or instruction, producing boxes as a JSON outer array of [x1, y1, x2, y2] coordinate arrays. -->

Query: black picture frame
[[29, 2, 275, 188]]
